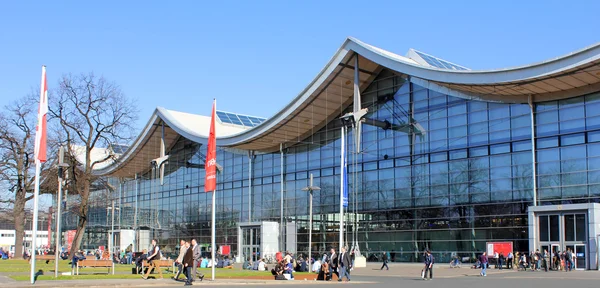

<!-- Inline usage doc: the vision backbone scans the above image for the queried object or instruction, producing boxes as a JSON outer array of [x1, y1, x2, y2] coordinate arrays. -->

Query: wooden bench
[[141, 259, 175, 274], [28, 255, 56, 263], [76, 259, 112, 275]]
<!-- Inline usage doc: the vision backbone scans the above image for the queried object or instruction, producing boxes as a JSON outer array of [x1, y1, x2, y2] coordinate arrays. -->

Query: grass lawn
[[1, 260, 313, 281], [0, 259, 133, 273]]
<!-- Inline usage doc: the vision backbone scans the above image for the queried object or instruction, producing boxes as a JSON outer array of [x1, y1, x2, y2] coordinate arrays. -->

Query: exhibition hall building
[[59, 38, 600, 269]]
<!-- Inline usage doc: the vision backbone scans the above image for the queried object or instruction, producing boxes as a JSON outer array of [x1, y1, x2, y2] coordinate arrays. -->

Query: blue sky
[[1, 0, 599, 131]]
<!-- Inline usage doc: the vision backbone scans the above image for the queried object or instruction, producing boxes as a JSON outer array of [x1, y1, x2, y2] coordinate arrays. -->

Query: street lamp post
[[301, 173, 320, 268], [107, 201, 119, 275], [55, 146, 68, 278]]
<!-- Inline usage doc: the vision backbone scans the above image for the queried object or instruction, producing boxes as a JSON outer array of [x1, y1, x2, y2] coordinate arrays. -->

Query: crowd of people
[[472, 248, 578, 276], [264, 246, 353, 281]]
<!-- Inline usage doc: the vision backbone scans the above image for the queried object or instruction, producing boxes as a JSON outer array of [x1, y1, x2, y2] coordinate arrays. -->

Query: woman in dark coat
[[183, 244, 194, 286]]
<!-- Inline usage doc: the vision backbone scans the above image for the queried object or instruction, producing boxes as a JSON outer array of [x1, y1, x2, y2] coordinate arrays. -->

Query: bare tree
[[49, 73, 138, 257], [0, 95, 45, 257]]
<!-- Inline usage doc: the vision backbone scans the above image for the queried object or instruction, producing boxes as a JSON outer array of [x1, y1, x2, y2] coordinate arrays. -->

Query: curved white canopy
[[96, 37, 600, 177]]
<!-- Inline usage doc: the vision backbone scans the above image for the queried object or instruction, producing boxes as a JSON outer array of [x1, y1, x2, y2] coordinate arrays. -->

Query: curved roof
[[97, 37, 600, 177]]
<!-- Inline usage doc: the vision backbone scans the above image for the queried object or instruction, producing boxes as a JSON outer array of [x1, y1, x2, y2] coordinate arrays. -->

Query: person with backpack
[[423, 250, 433, 280], [566, 249, 573, 271], [480, 252, 488, 276], [142, 239, 163, 280], [380, 251, 389, 270]]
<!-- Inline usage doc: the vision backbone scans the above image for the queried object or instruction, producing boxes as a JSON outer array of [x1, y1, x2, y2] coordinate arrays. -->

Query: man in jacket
[[183, 241, 194, 286], [174, 240, 188, 281], [380, 251, 389, 270], [328, 248, 338, 280], [191, 239, 205, 282], [337, 246, 351, 282]]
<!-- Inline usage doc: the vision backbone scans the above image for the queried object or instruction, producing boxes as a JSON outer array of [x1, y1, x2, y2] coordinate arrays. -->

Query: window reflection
[[92, 68, 600, 263]]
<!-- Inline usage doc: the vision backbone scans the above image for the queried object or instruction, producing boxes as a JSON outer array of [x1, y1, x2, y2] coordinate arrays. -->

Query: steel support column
[[248, 150, 254, 222], [280, 144, 284, 252], [529, 95, 538, 206]]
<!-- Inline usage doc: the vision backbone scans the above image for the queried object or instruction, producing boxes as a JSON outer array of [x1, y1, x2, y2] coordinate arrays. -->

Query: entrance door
[[550, 244, 560, 270], [575, 244, 586, 270], [240, 226, 261, 262]]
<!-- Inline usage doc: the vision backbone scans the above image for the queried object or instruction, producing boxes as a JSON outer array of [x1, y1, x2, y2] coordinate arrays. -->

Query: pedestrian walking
[[328, 248, 339, 280], [182, 241, 194, 286], [337, 246, 351, 282], [173, 240, 188, 281], [380, 251, 389, 270], [191, 239, 205, 282], [423, 250, 434, 280], [480, 252, 488, 276], [543, 249, 549, 272]]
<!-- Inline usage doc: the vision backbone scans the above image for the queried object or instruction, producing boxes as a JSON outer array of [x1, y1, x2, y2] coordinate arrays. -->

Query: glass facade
[[67, 68, 600, 263]]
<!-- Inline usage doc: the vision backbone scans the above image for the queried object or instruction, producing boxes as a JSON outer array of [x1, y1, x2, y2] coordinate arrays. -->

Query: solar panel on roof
[[414, 50, 469, 71], [216, 110, 266, 128]]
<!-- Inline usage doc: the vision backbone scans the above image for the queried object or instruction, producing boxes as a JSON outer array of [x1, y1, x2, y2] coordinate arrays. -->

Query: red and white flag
[[34, 66, 48, 163], [204, 99, 217, 192]]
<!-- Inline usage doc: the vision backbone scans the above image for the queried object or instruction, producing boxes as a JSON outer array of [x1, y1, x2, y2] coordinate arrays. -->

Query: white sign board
[[487, 243, 494, 255]]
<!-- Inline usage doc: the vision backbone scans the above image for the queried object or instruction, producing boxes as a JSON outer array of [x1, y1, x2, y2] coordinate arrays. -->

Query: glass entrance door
[[537, 212, 588, 270], [550, 244, 560, 270], [241, 226, 261, 262], [575, 244, 586, 270]]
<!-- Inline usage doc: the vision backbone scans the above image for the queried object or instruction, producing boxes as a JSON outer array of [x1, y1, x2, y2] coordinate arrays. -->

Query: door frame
[[574, 244, 586, 270]]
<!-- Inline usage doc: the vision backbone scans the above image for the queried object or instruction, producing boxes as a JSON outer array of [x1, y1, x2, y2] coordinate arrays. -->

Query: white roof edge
[[95, 37, 600, 175], [215, 37, 600, 146]]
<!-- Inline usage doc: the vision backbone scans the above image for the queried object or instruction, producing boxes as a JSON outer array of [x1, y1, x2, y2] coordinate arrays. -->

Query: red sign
[[486, 241, 513, 256], [66, 230, 76, 250], [219, 245, 230, 255], [204, 99, 217, 192]]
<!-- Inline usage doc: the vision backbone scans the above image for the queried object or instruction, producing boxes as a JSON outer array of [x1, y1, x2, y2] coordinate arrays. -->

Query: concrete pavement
[[4, 262, 600, 287]]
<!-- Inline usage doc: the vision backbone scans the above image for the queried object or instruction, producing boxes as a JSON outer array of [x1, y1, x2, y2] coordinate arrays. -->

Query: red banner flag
[[35, 66, 48, 163], [205, 99, 217, 192]]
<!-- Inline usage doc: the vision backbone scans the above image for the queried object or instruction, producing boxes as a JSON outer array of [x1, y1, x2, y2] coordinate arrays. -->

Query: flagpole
[[31, 65, 48, 284], [211, 189, 216, 281], [205, 98, 217, 282], [30, 162, 41, 284], [339, 126, 345, 250]]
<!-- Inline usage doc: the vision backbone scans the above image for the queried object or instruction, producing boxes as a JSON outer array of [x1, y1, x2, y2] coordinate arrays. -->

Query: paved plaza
[[2, 263, 600, 288]]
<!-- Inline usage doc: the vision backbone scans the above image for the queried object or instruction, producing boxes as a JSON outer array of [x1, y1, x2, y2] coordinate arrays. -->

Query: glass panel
[[469, 147, 488, 157], [565, 214, 575, 241], [551, 244, 560, 255], [549, 215, 559, 241], [575, 245, 586, 269], [539, 215, 549, 242], [537, 137, 558, 149], [560, 133, 585, 146], [490, 144, 510, 154], [589, 131, 600, 143], [576, 214, 586, 241]]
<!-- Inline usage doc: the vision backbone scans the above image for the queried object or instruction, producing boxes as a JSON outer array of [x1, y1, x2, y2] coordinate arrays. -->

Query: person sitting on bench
[[142, 239, 163, 280], [71, 250, 86, 270], [135, 249, 148, 274]]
